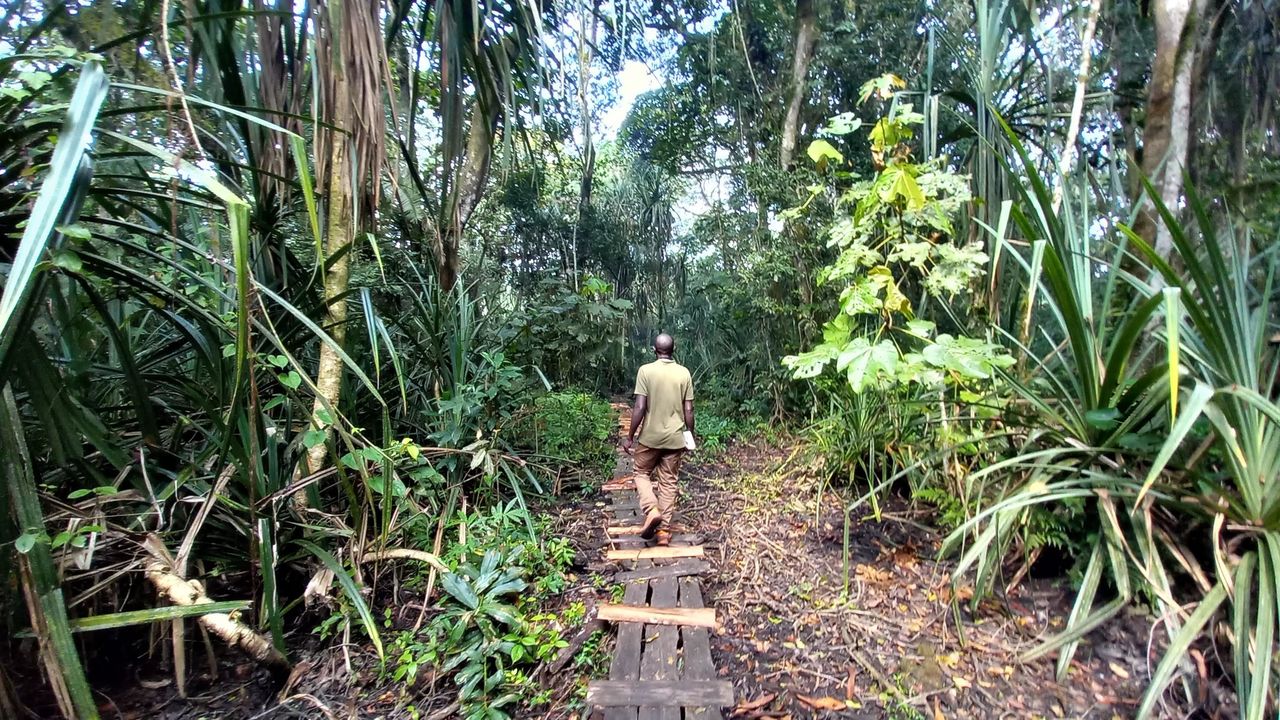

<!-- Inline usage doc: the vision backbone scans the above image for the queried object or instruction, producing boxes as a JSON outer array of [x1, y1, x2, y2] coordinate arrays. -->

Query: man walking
[[622, 333, 695, 546]]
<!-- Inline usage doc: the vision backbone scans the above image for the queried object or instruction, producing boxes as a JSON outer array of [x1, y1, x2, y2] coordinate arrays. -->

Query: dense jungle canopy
[[1, 0, 1279, 717]]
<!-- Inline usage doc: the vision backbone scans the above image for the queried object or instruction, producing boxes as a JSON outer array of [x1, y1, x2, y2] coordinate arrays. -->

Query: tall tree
[[1137, 0, 1208, 258], [296, 0, 387, 505], [779, 0, 818, 169]]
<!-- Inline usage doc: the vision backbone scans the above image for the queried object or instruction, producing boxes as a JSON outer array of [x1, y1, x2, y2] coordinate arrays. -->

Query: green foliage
[[382, 505, 575, 718], [504, 277, 632, 393], [515, 391, 615, 488], [783, 77, 1012, 394], [691, 412, 751, 456]]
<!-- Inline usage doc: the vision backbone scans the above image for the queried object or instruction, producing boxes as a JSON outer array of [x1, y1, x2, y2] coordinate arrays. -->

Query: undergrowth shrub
[[514, 391, 614, 489], [692, 411, 756, 455], [374, 502, 575, 718]]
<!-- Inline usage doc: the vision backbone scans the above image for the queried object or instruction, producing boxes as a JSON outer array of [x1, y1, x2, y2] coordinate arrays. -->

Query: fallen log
[[142, 535, 289, 671]]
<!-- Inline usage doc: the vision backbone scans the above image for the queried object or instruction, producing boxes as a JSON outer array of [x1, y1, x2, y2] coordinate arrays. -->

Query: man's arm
[[683, 399, 695, 435], [623, 394, 648, 455]]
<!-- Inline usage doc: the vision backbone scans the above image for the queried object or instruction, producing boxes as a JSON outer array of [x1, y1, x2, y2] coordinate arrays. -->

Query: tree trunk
[[297, 47, 354, 506], [295, 0, 384, 508], [142, 536, 289, 672], [1051, 0, 1103, 213], [438, 102, 497, 292], [779, 0, 818, 169], [1136, 0, 1203, 260]]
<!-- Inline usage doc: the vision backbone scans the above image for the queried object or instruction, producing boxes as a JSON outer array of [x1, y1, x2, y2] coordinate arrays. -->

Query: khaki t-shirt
[[634, 359, 694, 450]]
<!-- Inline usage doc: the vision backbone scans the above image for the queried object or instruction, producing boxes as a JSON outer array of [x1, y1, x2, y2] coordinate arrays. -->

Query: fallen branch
[[142, 535, 289, 671], [548, 597, 602, 673], [359, 548, 449, 574]]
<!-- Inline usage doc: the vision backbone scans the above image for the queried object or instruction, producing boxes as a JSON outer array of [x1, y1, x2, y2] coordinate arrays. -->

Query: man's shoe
[[655, 530, 672, 547], [639, 509, 663, 540]]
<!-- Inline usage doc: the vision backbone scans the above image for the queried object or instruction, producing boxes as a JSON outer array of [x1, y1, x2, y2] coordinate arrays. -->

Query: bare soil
[[673, 439, 1225, 720]]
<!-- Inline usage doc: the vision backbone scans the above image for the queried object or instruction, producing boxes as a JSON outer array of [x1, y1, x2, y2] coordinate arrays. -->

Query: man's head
[[653, 333, 675, 358]]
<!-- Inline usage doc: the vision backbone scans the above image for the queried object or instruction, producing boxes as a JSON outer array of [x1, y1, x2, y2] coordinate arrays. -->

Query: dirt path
[[658, 439, 1160, 720]]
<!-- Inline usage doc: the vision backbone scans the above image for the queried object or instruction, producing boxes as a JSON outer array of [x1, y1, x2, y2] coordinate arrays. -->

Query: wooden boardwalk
[[586, 419, 733, 719]]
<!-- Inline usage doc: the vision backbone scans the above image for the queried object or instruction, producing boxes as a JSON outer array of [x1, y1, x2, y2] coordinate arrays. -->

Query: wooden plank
[[606, 546, 704, 561], [597, 604, 716, 628], [587, 681, 735, 708], [678, 579, 721, 718], [605, 579, 651, 720], [606, 533, 699, 547], [606, 525, 646, 535], [615, 561, 710, 583], [640, 577, 680, 720]]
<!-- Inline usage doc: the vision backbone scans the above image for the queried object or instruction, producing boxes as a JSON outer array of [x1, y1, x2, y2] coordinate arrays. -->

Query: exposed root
[[141, 535, 289, 672]]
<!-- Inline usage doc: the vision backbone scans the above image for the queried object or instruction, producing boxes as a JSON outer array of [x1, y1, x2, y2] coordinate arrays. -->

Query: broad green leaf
[[441, 573, 481, 610], [868, 266, 911, 314], [807, 139, 844, 168], [15, 531, 38, 554], [782, 344, 839, 379], [879, 166, 926, 211], [56, 224, 91, 241], [822, 315, 852, 346], [51, 250, 83, 272], [838, 338, 899, 393], [839, 277, 883, 315], [1083, 408, 1120, 431], [887, 241, 932, 269], [820, 112, 863, 136], [904, 319, 935, 338]]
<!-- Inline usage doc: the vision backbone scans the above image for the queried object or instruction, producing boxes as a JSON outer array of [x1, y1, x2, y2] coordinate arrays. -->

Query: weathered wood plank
[[614, 561, 711, 583], [639, 577, 680, 720], [587, 681, 735, 708], [678, 578, 721, 718], [606, 524, 646, 535], [604, 579, 651, 720], [606, 546, 704, 561], [597, 604, 716, 628], [607, 533, 701, 547]]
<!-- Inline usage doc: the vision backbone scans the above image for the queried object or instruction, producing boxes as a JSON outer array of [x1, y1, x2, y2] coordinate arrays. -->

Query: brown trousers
[[633, 444, 685, 524]]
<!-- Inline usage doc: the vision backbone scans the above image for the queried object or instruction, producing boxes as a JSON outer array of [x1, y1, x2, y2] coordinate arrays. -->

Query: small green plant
[[430, 548, 536, 718], [562, 601, 587, 626], [572, 630, 610, 676], [692, 412, 741, 455]]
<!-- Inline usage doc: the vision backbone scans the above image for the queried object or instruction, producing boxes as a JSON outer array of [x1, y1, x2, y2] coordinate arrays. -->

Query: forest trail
[[584, 408, 735, 717], [568, 430, 1164, 720]]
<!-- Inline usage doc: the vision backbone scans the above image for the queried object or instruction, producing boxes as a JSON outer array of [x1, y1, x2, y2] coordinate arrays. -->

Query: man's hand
[[621, 437, 635, 455]]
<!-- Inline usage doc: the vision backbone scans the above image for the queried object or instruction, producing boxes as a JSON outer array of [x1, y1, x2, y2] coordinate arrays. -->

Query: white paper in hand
[[683, 430, 697, 451]]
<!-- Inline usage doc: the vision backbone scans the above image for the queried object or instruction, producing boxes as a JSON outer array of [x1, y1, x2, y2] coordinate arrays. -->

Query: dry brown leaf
[[845, 666, 857, 699], [932, 696, 945, 720], [952, 675, 972, 690], [855, 564, 892, 584], [795, 694, 846, 710], [731, 692, 778, 715]]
